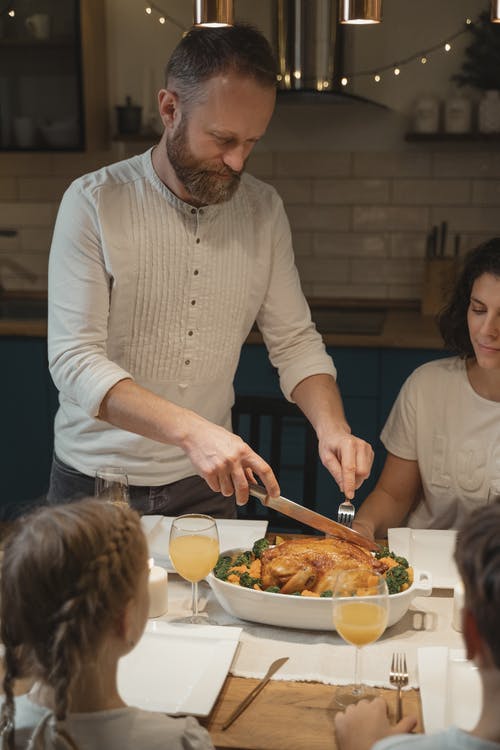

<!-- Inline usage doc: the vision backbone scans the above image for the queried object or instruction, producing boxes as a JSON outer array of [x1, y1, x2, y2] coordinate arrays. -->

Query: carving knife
[[248, 483, 379, 552]]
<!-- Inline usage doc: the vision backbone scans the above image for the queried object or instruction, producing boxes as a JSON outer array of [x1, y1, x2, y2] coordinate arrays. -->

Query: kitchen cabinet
[[0, 337, 56, 518], [0, 0, 108, 151], [234, 344, 450, 521]]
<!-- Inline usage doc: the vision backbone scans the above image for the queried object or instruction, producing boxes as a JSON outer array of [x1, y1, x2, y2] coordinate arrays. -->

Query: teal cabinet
[[234, 344, 449, 524], [0, 337, 55, 517]]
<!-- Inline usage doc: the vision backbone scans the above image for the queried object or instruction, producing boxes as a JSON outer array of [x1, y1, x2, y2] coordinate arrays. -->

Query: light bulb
[[394, 67, 400, 76], [374, 74, 381, 82], [341, 77, 349, 86], [444, 43, 451, 52], [159, 16, 165, 23], [145, 6, 152, 13], [421, 56, 427, 64]]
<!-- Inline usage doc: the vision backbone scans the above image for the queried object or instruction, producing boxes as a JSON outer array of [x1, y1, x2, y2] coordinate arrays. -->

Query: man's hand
[[334, 697, 418, 750], [181, 416, 280, 506], [318, 429, 374, 500]]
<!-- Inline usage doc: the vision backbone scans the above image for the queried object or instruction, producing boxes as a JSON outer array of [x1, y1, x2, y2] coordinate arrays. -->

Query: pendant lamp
[[339, 0, 382, 24], [194, 0, 234, 27], [491, 0, 500, 22]]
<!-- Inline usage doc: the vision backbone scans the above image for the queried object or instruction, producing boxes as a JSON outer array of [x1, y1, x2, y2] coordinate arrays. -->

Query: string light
[[339, 16, 479, 86], [143, 2, 186, 31]]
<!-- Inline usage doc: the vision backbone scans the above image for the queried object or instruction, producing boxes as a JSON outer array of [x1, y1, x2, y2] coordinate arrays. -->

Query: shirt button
[[185, 359, 190, 365], [193, 269, 199, 275], [199, 209, 204, 215], [188, 330, 193, 336], [191, 299, 196, 305], [196, 238, 200, 244], [190, 208, 196, 214]]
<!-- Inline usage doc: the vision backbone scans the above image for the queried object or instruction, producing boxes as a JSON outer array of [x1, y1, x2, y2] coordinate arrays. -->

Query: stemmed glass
[[95, 465, 130, 506], [169, 514, 220, 624], [332, 568, 389, 707]]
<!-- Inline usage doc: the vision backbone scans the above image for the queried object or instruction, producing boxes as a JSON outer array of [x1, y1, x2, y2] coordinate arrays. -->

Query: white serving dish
[[118, 620, 242, 716], [207, 547, 432, 631], [418, 647, 482, 733], [388, 528, 458, 588]]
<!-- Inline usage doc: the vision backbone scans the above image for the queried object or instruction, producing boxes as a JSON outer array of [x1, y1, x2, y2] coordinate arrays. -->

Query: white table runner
[[157, 577, 462, 689]]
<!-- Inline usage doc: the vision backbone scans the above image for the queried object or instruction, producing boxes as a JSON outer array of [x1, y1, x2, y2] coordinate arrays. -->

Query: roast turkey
[[260, 536, 387, 595]]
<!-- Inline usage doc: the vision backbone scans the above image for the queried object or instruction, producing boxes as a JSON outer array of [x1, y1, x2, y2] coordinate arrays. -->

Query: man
[[334, 503, 500, 750], [47, 24, 373, 517]]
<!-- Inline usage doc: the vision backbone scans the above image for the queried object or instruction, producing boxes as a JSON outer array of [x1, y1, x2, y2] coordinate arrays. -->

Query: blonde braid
[[0, 499, 148, 750], [0, 645, 19, 750]]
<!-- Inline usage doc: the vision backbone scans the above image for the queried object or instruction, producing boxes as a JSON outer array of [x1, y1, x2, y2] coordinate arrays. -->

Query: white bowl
[[207, 547, 432, 631]]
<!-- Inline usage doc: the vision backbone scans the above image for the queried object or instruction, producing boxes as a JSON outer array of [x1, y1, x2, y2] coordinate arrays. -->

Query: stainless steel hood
[[274, 0, 385, 107]]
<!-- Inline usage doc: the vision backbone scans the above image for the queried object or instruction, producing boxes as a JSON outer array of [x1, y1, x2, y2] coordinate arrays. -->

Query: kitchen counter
[[0, 296, 444, 349]]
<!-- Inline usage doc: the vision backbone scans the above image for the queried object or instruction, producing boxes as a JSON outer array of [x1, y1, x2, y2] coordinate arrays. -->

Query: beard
[[166, 117, 242, 206]]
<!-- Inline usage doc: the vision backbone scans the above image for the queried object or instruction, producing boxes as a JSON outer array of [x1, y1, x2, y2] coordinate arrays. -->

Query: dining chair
[[231, 394, 319, 531]]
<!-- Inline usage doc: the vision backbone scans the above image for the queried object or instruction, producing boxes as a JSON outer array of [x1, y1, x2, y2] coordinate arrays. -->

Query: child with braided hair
[[0, 498, 214, 750]]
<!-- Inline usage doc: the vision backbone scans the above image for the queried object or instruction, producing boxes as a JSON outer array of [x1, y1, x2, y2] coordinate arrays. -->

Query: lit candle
[[148, 557, 168, 618]]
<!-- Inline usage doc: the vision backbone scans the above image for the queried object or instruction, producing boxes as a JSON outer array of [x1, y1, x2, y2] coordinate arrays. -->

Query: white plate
[[142, 516, 268, 571], [208, 547, 432, 631], [388, 528, 458, 588], [418, 647, 482, 733], [118, 620, 242, 716]]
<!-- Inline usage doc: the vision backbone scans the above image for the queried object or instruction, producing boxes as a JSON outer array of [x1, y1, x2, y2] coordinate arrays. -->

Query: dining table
[[157, 562, 462, 750], [0, 524, 465, 750]]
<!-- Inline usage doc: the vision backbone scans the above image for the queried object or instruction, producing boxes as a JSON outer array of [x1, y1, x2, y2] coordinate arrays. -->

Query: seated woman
[[335, 503, 500, 750], [354, 238, 500, 540], [0, 499, 213, 750]]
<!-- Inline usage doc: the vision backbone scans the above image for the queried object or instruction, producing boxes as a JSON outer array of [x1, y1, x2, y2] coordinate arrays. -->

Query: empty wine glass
[[332, 569, 389, 707], [95, 465, 130, 506], [169, 514, 219, 624]]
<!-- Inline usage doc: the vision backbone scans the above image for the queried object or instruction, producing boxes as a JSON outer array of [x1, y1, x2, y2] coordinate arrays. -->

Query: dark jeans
[[46, 453, 237, 518]]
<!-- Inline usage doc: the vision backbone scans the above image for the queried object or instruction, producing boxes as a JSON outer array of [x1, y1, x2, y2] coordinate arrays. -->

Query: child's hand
[[334, 697, 418, 750]]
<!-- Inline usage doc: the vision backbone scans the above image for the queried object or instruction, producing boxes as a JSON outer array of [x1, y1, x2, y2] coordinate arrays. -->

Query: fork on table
[[337, 496, 355, 527], [389, 652, 409, 722]]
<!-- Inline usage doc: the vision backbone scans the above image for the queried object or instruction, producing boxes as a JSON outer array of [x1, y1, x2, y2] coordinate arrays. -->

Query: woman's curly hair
[[438, 238, 500, 357]]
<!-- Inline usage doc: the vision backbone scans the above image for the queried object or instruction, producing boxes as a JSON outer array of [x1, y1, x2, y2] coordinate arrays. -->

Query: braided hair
[[0, 499, 148, 750]]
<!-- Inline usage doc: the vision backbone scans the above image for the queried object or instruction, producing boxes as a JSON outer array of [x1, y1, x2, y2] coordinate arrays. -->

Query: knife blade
[[222, 656, 289, 730], [248, 483, 379, 552]]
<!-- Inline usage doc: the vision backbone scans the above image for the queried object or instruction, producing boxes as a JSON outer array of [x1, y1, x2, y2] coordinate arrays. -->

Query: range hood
[[274, 0, 385, 107]]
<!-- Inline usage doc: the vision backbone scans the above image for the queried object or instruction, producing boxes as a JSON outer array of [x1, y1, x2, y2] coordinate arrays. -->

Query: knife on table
[[248, 483, 379, 552]]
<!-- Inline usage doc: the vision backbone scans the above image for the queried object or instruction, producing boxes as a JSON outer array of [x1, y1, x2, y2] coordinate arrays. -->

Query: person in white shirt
[[47, 23, 373, 518], [0, 499, 214, 750], [335, 503, 500, 750], [353, 239, 500, 539]]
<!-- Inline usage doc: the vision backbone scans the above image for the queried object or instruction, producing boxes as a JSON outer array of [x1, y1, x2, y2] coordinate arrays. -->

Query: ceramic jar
[[412, 96, 440, 134], [478, 90, 500, 133], [444, 96, 472, 134]]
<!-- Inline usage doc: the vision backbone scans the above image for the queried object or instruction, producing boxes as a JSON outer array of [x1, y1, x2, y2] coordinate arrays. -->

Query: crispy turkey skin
[[260, 536, 387, 594]]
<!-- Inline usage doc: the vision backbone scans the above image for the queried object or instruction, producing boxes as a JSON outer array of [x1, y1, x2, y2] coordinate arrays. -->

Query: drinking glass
[[169, 514, 219, 624], [332, 569, 389, 707], [95, 465, 130, 506]]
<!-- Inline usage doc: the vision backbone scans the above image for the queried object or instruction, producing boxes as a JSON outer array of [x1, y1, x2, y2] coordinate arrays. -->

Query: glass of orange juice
[[332, 569, 388, 707], [169, 514, 219, 624]]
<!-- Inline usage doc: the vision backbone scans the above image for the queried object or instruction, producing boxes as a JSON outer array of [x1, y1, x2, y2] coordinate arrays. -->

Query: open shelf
[[405, 132, 500, 142]]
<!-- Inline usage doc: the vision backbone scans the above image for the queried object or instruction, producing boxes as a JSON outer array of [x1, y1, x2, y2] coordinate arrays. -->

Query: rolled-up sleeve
[[48, 182, 133, 417]]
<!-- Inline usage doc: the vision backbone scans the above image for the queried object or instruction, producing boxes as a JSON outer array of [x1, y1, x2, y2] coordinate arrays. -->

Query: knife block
[[421, 258, 458, 316]]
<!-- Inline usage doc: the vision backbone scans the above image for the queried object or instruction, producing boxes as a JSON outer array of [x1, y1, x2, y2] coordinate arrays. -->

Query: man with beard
[[46, 24, 374, 517]]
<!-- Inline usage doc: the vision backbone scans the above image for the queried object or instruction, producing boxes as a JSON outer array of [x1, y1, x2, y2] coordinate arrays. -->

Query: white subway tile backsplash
[[353, 152, 431, 178], [288, 205, 350, 232], [1, 145, 498, 301], [275, 152, 351, 178], [430, 206, 500, 233], [270, 178, 313, 204], [471, 180, 500, 206], [432, 152, 500, 178], [313, 178, 390, 205], [353, 205, 428, 231], [314, 232, 387, 257], [393, 179, 470, 205]]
